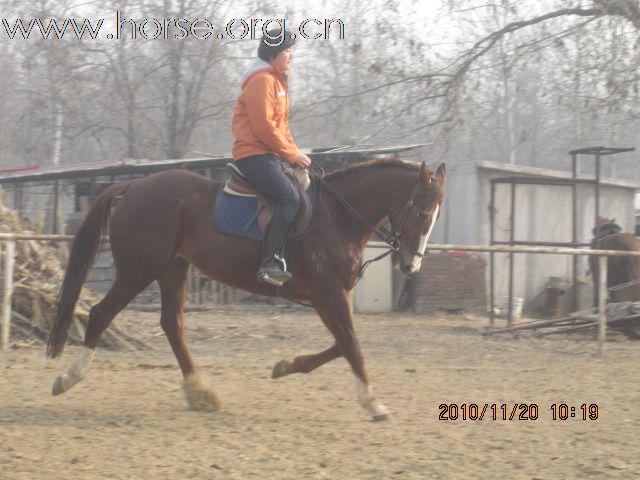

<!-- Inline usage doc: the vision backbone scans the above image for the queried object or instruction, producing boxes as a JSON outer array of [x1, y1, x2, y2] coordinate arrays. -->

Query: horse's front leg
[[312, 287, 390, 421]]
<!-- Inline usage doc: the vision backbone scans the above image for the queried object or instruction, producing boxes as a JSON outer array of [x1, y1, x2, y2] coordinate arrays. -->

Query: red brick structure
[[410, 251, 487, 313]]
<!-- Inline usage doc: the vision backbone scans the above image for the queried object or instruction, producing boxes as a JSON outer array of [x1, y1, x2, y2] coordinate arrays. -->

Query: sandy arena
[[1, 306, 639, 479]]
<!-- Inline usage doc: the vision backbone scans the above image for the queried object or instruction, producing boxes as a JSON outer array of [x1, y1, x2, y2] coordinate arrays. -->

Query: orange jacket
[[231, 60, 299, 165]]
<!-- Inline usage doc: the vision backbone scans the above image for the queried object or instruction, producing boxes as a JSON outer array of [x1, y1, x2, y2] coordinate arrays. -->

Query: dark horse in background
[[590, 217, 640, 304], [46, 158, 446, 420]]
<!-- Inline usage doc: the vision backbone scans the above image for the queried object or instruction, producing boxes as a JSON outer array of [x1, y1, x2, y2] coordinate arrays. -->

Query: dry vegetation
[[0, 194, 147, 351]]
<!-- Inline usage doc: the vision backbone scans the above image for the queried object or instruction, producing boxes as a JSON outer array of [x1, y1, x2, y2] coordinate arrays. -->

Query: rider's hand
[[293, 153, 311, 169]]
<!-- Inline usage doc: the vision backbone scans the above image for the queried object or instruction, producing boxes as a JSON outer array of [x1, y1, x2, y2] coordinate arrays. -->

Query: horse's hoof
[[371, 403, 390, 421], [271, 360, 290, 379], [51, 376, 65, 396], [373, 412, 390, 422], [184, 374, 222, 412], [186, 391, 222, 412]]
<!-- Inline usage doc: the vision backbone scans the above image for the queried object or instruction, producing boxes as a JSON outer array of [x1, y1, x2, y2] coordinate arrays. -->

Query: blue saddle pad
[[213, 190, 265, 241], [213, 186, 314, 242]]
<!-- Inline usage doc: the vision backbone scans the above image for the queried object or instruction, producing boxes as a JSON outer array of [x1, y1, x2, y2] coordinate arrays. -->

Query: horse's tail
[[47, 180, 136, 359]]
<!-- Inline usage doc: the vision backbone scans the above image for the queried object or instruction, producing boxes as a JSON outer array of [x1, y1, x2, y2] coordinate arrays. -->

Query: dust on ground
[[1, 306, 639, 479]]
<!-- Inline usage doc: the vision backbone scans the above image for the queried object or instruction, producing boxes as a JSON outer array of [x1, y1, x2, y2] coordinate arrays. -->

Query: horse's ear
[[436, 163, 446, 185], [419, 162, 428, 186]]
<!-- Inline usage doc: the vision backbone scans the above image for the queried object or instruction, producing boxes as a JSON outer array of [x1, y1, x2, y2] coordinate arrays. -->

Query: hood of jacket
[[240, 58, 286, 89]]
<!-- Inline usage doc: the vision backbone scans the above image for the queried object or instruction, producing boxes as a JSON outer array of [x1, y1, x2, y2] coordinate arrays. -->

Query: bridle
[[315, 174, 437, 279]]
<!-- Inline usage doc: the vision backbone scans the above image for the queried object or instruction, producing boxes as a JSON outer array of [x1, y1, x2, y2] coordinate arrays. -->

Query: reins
[[280, 165, 431, 307], [309, 167, 426, 281], [315, 179, 404, 251]]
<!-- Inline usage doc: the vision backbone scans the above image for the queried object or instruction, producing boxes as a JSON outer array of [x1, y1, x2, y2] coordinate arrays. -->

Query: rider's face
[[271, 47, 293, 73]]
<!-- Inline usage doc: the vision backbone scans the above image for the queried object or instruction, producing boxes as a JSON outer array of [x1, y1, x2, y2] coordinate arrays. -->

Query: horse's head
[[593, 217, 622, 238], [389, 162, 446, 275]]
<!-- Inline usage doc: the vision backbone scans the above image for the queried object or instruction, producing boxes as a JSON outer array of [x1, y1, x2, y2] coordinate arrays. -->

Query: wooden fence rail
[[1, 239, 634, 352]]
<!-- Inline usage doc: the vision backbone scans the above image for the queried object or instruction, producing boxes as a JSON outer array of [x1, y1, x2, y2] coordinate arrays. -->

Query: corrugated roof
[[478, 161, 640, 190], [0, 144, 425, 184]]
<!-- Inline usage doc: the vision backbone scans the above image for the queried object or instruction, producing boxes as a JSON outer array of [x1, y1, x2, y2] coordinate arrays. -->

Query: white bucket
[[502, 296, 524, 321]]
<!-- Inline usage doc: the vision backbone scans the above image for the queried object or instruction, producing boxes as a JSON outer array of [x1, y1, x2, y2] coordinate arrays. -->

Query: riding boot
[[257, 213, 293, 286]]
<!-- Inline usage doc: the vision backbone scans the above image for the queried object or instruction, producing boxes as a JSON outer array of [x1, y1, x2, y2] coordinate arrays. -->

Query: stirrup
[[257, 270, 292, 286], [257, 256, 292, 286]]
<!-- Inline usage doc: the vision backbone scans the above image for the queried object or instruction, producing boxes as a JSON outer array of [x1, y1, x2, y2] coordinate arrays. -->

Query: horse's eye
[[416, 211, 427, 220]]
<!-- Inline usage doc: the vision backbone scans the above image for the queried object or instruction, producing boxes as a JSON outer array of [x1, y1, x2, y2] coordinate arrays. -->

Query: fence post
[[597, 255, 607, 355], [0, 241, 3, 348], [1, 240, 15, 350]]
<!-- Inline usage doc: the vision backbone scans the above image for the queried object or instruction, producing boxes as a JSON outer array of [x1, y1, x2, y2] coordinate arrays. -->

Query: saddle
[[219, 163, 312, 240]]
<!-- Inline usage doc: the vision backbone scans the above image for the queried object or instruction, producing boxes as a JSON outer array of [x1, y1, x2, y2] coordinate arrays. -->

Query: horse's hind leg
[[52, 277, 146, 395], [159, 257, 221, 412], [271, 344, 340, 378]]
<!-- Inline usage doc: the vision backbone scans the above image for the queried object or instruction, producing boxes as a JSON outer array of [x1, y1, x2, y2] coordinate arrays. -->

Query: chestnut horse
[[590, 217, 640, 304], [46, 158, 446, 420]]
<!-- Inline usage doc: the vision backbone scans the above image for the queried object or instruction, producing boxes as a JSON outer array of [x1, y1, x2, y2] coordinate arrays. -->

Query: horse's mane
[[323, 157, 422, 181]]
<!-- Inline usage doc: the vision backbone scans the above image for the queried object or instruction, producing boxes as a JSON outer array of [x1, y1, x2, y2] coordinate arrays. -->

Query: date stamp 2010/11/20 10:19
[[438, 403, 599, 421]]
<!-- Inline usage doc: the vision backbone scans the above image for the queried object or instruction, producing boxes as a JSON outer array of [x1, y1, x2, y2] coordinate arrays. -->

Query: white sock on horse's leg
[[52, 346, 95, 395], [356, 378, 390, 420]]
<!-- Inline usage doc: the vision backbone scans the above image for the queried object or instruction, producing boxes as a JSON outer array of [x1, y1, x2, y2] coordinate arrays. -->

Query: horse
[[46, 158, 446, 420], [590, 217, 640, 304]]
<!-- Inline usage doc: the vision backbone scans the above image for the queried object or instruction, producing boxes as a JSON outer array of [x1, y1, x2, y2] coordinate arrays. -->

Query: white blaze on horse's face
[[409, 204, 439, 274]]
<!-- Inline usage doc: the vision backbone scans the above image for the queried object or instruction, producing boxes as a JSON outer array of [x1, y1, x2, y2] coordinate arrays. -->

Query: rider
[[231, 27, 312, 286]]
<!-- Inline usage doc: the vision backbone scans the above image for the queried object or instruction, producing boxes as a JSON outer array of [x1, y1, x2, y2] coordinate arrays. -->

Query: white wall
[[430, 163, 479, 245], [435, 163, 637, 308], [354, 243, 393, 312]]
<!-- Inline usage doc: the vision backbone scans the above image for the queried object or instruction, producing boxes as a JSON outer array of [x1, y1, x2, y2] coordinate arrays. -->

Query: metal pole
[[490, 182, 496, 326], [1, 241, 15, 350], [595, 150, 601, 241], [594, 150, 602, 309], [421, 243, 640, 257], [598, 255, 607, 355], [52, 179, 60, 235], [571, 152, 578, 311], [508, 182, 516, 326], [15, 184, 23, 218]]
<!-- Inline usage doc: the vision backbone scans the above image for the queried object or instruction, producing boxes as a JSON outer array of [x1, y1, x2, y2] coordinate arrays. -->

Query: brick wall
[[410, 251, 487, 313]]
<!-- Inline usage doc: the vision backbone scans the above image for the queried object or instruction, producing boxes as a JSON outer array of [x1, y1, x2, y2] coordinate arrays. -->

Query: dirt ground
[[2, 305, 640, 480]]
